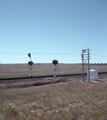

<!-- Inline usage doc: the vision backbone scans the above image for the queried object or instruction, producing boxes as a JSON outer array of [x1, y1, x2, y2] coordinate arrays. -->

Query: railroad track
[[0, 72, 107, 84]]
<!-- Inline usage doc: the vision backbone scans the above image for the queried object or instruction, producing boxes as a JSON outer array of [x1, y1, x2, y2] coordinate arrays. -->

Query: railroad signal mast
[[81, 49, 91, 82], [28, 53, 33, 77], [52, 59, 58, 78]]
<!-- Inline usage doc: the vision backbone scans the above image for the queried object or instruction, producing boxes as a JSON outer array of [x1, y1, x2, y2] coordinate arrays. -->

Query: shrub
[[2, 101, 30, 120]]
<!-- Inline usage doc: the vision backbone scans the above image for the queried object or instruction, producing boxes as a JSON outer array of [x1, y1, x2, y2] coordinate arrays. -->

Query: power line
[[0, 52, 27, 54], [0, 52, 79, 55], [33, 53, 79, 55], [92, 54, 107, 57], [0, 52, 107, 57]]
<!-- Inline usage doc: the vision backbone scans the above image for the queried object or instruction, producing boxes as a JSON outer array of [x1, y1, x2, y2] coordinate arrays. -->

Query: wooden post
[[82, 50, 84, 82], [88, 49, 90, 82]]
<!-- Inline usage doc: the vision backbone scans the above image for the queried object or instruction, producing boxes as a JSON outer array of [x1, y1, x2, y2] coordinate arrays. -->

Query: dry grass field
[[0, 63, 107, 119], [0, 75, 107, 120], [0, 63, 107, 78]]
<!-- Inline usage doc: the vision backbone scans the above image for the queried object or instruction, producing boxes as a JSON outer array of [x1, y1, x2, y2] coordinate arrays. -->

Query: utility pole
[[87, 49, 90, 82], [82, 50, 84, 82], [81, 48, 91, 82]]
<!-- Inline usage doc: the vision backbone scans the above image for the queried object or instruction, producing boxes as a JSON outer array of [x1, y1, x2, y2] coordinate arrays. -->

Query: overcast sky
[[0, 0, 107, 63]]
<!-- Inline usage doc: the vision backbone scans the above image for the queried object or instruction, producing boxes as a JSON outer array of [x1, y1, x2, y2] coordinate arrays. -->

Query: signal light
[[28, 53, 31, 58], [52, 60, 58, 65], [28, 61, 33, 66]]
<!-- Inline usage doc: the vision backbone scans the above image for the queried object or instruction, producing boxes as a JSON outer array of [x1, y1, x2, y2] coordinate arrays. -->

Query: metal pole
[[58, 64, 59, 77], [54, 65, 56, 78], [82, 50, 84, 82], [88, 49, 90, 82], [30, 65, 31, 77], [30, 56, 32, 77]]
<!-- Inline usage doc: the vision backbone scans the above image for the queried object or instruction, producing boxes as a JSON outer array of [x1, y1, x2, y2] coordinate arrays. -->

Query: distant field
[[0, 63, 107, 78]]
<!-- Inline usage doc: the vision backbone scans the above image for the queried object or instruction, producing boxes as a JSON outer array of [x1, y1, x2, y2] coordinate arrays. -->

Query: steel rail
[[0, 72, 107, 81]]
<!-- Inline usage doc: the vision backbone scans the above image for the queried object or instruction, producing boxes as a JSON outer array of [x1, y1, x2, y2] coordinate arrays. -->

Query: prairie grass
[[0, 76, 107, 120], [0, 63, 107, 78]]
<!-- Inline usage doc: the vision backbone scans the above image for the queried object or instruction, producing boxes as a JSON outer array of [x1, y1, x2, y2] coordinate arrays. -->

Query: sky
[[0, 0, 107, 64]]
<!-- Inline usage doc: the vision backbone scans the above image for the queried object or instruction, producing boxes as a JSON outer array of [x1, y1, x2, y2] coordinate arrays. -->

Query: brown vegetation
[[0, 75, 107, 119], [0, 63, 107, 78]]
